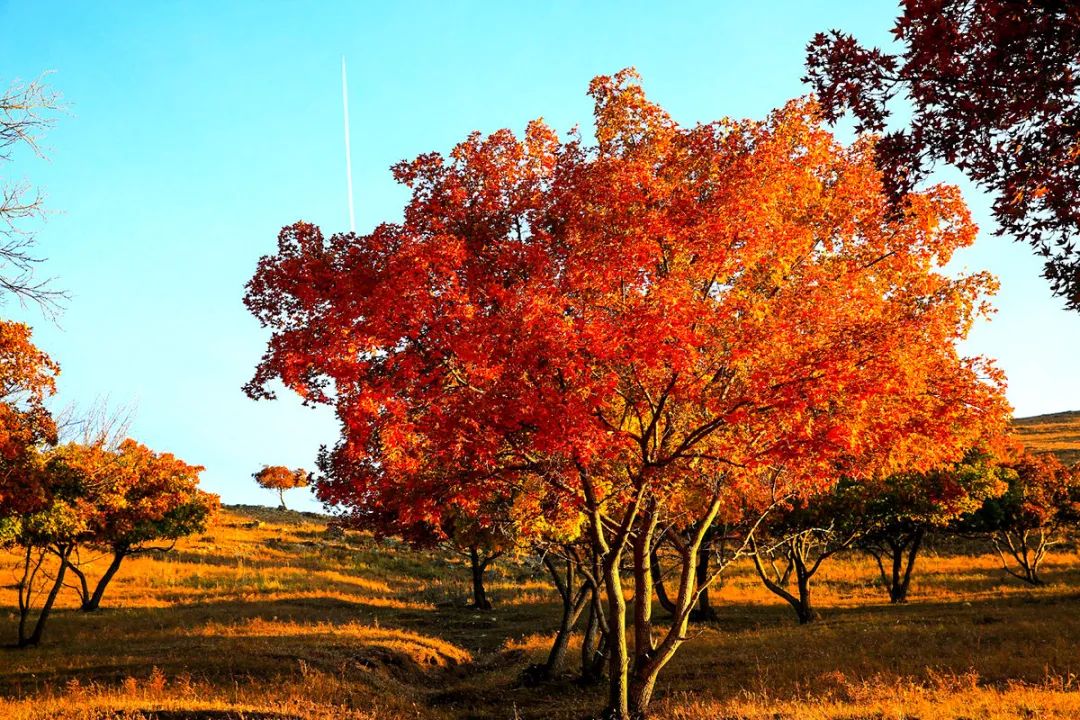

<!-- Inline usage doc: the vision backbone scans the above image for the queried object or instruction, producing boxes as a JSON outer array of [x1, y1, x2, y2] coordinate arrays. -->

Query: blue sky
[[2, 1, 1077, 511]]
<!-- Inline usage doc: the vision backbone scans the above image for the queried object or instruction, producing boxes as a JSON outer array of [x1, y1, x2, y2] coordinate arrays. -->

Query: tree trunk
[[580, 592, 607, 684], [691, 530, 716, 621], [649, 548, 677, 615], [83, 547, 127, 611], [880, 528, 924, 604], [751, 538, 817, 625], [601, 548, 630, 719], [539, 554, 591, 680], [625, 496, 724, 718], [794, 566, 817, 624], [20, 544, 73, 648], [994, 529, 1048, 585], [278, 487, 287, 510], [63, 554, 91, 608], [468, 545, 493, 610]]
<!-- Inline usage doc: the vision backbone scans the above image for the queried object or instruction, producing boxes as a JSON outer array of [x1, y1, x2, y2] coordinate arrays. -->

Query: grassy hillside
[[1014, 410, 1080, 466], [2, 506, 1079, 719]]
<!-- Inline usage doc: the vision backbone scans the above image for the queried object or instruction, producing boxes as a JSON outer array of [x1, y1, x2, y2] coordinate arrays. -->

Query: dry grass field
[[1014, 410, 1080, 466], [2, 503, 1079, 720]]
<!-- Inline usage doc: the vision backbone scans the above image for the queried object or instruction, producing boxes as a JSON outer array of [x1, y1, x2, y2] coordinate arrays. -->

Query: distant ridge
[[1013, 410, 1080, 466]]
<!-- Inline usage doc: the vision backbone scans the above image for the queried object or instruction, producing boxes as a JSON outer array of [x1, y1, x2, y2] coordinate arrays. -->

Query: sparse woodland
[[3, 2, 1080, 717]]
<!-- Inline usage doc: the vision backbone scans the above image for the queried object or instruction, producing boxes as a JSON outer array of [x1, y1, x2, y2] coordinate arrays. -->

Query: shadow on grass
[[5, 584, 1077, 720]]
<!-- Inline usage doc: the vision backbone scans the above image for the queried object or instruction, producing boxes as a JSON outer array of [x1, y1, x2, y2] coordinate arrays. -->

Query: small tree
[[0, 320, 60, 647], [58, 439, 218, 610], [3, 487, 83, 648], [857, 451, 1010, 603], [965, 450, 1080, 585], [749, 487, 861, 624], [253, 465, 310, 510]]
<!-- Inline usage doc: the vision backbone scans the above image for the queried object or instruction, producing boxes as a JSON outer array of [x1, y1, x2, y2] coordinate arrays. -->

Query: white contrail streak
[[342, 56, 356, 233]]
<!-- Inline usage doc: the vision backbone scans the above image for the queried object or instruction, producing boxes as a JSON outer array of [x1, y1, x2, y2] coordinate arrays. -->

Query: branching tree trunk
[[867, 526, 925, 603], [750, 527, 856, 624], [580, 587, 608, 684], [64, 542, 168, 611], [537, 550, 593, 680], [467, 545, 501, 610], [16, 543, 73, 648], [992, 528, 1055, 585], [626, 496, 725, 716], [652, 525, 723, 622]]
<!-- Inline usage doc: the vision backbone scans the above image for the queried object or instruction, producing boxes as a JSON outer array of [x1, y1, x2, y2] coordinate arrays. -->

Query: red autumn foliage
[[244, 70, 1010, 718], [806, 1, 1080, 308]]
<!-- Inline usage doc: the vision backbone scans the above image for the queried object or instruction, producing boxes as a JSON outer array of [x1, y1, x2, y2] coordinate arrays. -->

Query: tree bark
[[539, 554, 591, 679], [83, 547, 127, 611], [994, 529, 1049, 585], [468, 545, 494, 610], [691, 529, 717, 621], [649, 548, 677, 615], [625, 495, 724, 718], [871, 528, 925, 603], [580, 591, 607, 683], [892, 528, 923, 603]]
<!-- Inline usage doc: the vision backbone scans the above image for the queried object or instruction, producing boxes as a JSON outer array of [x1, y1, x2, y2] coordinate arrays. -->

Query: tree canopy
[[244, 70, 1010, 718], [806, 1, 1080, 309]]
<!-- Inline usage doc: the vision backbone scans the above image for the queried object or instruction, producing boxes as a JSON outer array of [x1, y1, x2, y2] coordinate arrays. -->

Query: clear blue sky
[[2, 1, 1077, 511]]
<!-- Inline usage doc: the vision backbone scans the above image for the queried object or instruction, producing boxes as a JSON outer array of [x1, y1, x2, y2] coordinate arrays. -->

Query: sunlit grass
[[1, 506, 1078, 719]]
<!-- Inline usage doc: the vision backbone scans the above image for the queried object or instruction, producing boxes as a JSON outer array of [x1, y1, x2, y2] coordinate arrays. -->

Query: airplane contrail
[[342, 56, 356, 233]]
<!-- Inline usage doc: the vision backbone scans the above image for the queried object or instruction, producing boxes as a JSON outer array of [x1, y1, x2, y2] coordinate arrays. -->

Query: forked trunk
[[751, 537, 818, 625], [691, 530, 717, 621], [994, 529, 1049, 585], [580, 595, 608, 683], [871, 528, 924, 604], [540, 554, 591, 679], [19, 544, 73, 648], [624, 497, 724, 718]]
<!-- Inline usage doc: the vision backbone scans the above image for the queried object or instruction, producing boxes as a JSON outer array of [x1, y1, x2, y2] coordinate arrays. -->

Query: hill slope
[[1013, 410, 1080, 465]]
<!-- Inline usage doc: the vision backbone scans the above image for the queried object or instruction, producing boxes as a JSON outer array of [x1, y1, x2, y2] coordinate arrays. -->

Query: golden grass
[[1014, 409, 1080, 465], [2, 506, 1079, 719]]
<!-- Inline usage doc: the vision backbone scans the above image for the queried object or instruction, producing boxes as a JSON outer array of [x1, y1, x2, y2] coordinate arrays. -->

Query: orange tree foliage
[[252, 465, 310, 510], [52, 439, 218, 610], [3, 438, 215, 645], [0, 320, 58, 515], [0, 320, 61, 647], [244, 70, 1009, 718]]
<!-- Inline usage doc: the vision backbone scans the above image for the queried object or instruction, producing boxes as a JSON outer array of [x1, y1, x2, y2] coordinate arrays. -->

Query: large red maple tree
[[245, 70, 1009, 718]]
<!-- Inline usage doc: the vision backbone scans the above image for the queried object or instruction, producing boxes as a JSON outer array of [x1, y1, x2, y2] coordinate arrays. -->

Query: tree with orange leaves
[[853, 449, 1011, 604], [0, 320, 61, 647], [252, 465, 310, 510], [245, 70, 1010, 718], [0, 320, 58, 488], [58, 439, 218, 611]]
